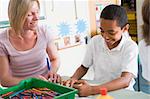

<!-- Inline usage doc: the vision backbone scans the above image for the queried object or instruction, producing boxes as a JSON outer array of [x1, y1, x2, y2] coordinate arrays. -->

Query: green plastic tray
[[0, 78, 78, 99], [0, 87, 2, 91]]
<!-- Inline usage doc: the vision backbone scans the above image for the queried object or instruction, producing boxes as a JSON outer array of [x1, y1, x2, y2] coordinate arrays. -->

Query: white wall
[[44, 0, 91, 37], [58, 45, 85, 76], [43, 0, 93, 79], [58, 44, 94, 80]]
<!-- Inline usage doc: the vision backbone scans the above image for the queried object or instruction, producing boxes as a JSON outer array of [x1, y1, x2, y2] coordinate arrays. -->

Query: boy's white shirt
[[82, 32, 138, 90]]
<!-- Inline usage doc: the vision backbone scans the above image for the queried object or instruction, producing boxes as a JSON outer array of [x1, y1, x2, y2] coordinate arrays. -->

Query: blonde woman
[[0, 0, 61, 87], [139, 0, 150, 94]]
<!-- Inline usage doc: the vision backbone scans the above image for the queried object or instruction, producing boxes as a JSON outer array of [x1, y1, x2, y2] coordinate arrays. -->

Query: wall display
[[44, 0, 90, 50]]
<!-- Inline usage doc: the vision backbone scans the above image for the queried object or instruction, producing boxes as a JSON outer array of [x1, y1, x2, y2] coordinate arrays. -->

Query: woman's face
[[100, 19, 124, 48], [23, 1, 39, 31]]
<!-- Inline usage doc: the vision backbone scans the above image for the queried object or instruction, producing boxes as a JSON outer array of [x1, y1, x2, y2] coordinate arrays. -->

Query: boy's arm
[[91, 72, 133, 95], [71, 65, 89, 80], [64, 65, 88, 87]]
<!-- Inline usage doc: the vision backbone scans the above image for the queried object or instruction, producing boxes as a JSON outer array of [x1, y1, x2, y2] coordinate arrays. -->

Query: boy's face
[[100, 19, 125, 49]]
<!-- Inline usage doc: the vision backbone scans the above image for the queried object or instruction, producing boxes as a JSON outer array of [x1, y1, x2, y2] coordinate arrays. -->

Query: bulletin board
[[0, 0, 46, 28], [44, 0, 91, 50]]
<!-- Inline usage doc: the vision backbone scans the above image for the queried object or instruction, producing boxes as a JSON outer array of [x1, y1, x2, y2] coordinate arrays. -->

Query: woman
[[139, 0, 150, 94], [0, 0, 61, 87]]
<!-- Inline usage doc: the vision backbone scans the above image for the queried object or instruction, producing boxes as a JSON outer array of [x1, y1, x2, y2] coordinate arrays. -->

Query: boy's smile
[[100, 19, 124, 49]]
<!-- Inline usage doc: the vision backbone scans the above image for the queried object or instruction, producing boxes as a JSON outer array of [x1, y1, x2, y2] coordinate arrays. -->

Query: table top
[[71, 78, 150, 99], [75, 89, 150, 99]]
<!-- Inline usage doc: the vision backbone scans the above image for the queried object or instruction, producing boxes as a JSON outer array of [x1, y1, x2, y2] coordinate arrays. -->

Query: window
[[0, 0, 46, 28]]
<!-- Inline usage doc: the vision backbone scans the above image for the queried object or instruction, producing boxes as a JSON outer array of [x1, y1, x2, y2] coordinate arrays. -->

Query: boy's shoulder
[[123, 35, 138, 52], [91, 35, 103, 42], [125, 37, 137, 47]]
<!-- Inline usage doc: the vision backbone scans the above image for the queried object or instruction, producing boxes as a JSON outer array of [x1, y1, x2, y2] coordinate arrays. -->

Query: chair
[[134, 55, 150, 94], [134, 55, 140, 91]]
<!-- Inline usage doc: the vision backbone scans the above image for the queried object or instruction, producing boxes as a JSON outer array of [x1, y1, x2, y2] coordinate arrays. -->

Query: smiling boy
[[65, 4, 138, 97]]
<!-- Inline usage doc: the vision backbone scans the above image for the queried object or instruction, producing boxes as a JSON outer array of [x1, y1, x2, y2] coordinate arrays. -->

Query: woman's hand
[[45, 71, 61, 83], [33, 75, 47, 81], [63, 77, 78, 87]]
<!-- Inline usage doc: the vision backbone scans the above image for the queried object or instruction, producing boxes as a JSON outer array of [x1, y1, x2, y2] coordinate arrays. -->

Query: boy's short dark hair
[[100, 4, 128, 28]]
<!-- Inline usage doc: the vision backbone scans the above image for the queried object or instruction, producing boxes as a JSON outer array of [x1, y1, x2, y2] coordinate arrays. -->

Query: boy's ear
[[122, 24, 130, 32]]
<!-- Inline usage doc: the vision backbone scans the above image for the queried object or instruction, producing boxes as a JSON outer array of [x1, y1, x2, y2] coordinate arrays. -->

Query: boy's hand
[[73, 80, 93, 97]]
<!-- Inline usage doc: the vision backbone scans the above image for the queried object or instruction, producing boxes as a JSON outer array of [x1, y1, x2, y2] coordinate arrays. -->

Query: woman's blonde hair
[[142, 0, 150, 45], [8, 0, 40, 35]]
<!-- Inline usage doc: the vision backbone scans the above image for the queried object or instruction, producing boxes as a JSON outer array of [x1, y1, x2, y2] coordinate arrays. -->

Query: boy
[[65, 4, 138, 97]]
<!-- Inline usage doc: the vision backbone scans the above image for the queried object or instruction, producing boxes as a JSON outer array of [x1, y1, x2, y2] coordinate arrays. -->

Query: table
[[75, 89, 150, 99], [74, 79, 150, 99]]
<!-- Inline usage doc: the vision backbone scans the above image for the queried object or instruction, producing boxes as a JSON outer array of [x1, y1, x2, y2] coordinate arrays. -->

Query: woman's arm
[[46, 41, 60, 73], [0, 56, 26, 87], [0, 56, 47, 87]]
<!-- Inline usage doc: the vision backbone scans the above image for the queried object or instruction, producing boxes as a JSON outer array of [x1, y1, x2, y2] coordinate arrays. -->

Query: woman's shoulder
[[37, 24, 55, 41], [37, 24, 52, 32], [37, 24, 47, 32], [139, 39, 145, 45], [0, 29, 8, 42], [139, 39, 150, 48], [37, 24, 53, 35]]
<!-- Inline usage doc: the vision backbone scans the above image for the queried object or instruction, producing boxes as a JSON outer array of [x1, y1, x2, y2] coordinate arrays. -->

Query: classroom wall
[[44, 0, 91, 34], [0, 0, 93, 78], [43, 0, 93, 78]]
